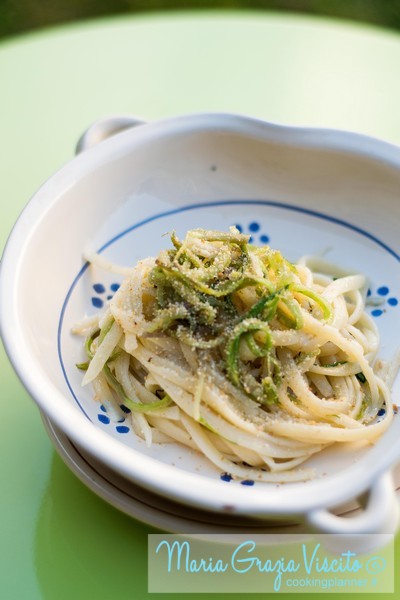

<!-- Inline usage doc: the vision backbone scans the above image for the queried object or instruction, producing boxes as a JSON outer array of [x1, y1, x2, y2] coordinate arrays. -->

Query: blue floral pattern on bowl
[[60, 202, 398, 487], [367, 285, 398, 318], [91, 282, 121, 309], [233, 221, 270, 245], [97, 403, 132, 434]]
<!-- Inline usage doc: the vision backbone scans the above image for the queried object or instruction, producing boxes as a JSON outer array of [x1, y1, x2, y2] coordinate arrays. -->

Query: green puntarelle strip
[[84, 321, 121, 363], [178, 247, 233, 282], [262, 376, 280, 405], [198, 417, 219, 434], [188, 228, 249, 244], [356, 395, 370, 420], [226, 318, 273, 387], [170, 279, 216, 323], [98, 315, 115, 344], [291, 284, 332, 321], [244, 332, 265, 357], [277, 297, 303, 329], [157, 264, 252, 298], [170, 230, 182, 250], [321, 361, 348, 368], [177, 328, 226, 349], [356, 372, 367, 384], [103, 364, 172, 413], [144, 305, 189, 333], [76, 361, 89, 371], [85, 329, 100, 359], [246, 289, 280, 321]]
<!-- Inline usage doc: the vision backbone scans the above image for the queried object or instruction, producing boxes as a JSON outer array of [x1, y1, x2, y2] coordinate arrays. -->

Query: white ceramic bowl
[[1, 113, 400, 534]]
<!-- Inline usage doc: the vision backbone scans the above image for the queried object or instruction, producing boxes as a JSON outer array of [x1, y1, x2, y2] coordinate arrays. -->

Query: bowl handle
[[306, 471, 399, 534], [75, 115, 146, 154]]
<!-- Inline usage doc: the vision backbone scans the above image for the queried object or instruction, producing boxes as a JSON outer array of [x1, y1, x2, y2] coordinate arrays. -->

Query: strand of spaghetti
[[222, 439, 317, 472], [151, 371, 325, 459], [83, 247, 134, 276], [151, 406, 181, 420], [91, 372, 123, 421], [180, 413, 316, 482], [271, 330, 318, 352], [261, 397, 392, 443], [280, 348, 350, 415], [134, 345, 264, 426], [297, 255, 357, 278], [82, 321, 122, 385], [322, 274, 366, 301], [110, 257, 155, 337], [277, 385, 312, 420], [179, 341, 199, 372], [347, 290, 365, 326], [307, 372, 334, 398], [345, 375, 364, 420], [198, 365, 328, 450], [71, 314, 101, 334], [112, 353, 153, 446], [330, 296, 349, 330], [146, 414, 198, 449], [150, 430, 176, 443], [221, 439, 268, 467], [128, 411, 153, 447], [309, 363, 361, 376], [300, 310, 380, 403], [295, 264, 313, 286]]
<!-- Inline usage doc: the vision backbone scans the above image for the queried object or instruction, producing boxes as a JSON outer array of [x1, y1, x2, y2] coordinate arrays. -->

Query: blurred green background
[[2, 0, 400, 40]]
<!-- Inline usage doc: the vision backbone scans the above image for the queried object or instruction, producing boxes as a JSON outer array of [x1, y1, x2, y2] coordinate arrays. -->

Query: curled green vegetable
[[226, 318, 273, 399], [104, 365, 172, 413], [79, 228, 341, 413]]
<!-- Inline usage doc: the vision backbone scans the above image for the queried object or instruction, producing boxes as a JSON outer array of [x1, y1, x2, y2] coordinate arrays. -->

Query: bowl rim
[[1, 111, 400, 517]]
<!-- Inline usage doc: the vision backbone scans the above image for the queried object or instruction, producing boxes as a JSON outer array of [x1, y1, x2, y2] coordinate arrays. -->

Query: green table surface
[[1, 11, 400, 599]]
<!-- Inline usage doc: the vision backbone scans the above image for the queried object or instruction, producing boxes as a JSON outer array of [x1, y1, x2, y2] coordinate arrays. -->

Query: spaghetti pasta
[[74, 228, 395, 482]]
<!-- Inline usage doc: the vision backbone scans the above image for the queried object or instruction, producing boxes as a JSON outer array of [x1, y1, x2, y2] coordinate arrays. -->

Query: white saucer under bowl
[[41, 413, 400, 534]]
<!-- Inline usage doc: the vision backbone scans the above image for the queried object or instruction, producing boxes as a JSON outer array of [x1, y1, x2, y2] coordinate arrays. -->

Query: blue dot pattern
[[249, 222, 260, 232], [116, 425, 130, 434], [120, 404, 131, 414], [377, 408, 386, 417], [369, 285, 398, 318], [98, 414, 110, 424], [91, 282, 121, 308], [377, 286, 389, 296], [220, 473, 233, 482], [97, 410, 131, 434], [232, 221, 270, 246], [241, 480, 255, 486], [91, 297, 104, 308]]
